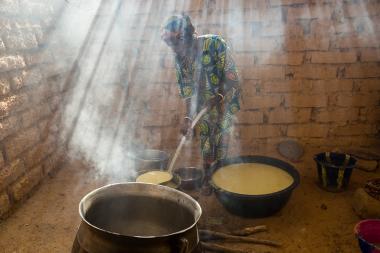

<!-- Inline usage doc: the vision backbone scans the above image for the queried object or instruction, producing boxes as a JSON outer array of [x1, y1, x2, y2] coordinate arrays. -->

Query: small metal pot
[[133, 149, 170, 172], [72, 183, 202, 253], [174, 167, 204, 190]]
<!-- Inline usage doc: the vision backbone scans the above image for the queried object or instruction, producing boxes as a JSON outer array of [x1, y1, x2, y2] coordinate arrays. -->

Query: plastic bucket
[[354, 219, 380, 253], [314, 152, 356, 192]]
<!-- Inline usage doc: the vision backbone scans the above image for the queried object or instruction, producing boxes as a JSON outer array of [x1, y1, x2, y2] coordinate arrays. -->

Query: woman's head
[[161, 14, 195, 55]]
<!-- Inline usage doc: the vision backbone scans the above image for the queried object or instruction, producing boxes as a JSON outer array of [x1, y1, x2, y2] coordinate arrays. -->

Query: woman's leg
[[199, 131, 215, 195], [200, 134, 215, 184], [216, 132, 230, 162]]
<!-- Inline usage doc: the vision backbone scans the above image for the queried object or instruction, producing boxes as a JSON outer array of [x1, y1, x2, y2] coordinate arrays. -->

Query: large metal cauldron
[[72, 183, 202, 253]]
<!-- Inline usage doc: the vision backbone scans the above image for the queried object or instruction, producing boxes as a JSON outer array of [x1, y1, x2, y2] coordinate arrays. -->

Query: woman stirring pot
[[161, 14, 241, 194]]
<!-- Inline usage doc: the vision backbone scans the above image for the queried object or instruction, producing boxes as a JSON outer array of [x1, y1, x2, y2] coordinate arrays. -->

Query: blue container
[[314, 152, 356, 192]]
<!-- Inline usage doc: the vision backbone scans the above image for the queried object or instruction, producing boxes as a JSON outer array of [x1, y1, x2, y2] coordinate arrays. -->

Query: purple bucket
[[354, 219, 380, 253]]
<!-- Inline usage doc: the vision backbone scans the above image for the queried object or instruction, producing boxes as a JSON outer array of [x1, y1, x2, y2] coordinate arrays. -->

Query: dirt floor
[[0, 148, 379, 253]]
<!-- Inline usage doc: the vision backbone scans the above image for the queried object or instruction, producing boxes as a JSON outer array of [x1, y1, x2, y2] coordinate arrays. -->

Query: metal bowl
[[173, 167, 204, 190], [210, 156, 300, 218], [133, 149, 169, 172]]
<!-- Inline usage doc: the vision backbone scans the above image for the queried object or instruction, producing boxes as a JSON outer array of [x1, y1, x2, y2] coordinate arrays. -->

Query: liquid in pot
[[212, 163, 294, 195], [85, 195, 195, 237], [136, 171, 173, 185]]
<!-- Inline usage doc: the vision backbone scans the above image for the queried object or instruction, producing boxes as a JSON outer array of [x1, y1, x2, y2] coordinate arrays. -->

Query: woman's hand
[[206, 96, 218, 109], [180, 117, 193, 138], [207, 94, 225, 114]]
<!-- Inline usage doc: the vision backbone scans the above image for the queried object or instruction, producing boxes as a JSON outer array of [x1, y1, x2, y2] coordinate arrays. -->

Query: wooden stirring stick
[[167, 107, 208, 174], [230, 226, 268, 236], [199, 229, 281, 247], [201, 242, 253, 253]]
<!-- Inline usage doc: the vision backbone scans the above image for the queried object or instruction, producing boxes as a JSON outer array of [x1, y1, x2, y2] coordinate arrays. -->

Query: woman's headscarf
[[161, 14, 195, 45]]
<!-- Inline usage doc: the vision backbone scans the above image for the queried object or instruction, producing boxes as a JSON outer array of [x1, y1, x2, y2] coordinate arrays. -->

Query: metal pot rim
[[133, 149, 170, 161], [78, 182, 202, 239], [173, 167, 204, 182]]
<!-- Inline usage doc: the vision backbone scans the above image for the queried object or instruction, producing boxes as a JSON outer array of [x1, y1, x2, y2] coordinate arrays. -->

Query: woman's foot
[[200, 182, 213, 196]]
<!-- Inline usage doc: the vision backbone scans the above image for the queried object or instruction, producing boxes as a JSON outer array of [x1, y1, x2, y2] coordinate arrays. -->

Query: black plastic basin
[[209, 156, 300, 218]]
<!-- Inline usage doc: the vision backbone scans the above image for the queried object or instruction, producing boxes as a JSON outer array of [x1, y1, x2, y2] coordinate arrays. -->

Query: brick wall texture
[[0, 0, 380, 217], [0, 0, 68, 218], [115, 0, 380, 157]]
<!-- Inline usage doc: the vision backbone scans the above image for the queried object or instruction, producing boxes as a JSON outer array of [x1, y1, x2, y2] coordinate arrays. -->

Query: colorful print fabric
[[175, 34, 241, 162]]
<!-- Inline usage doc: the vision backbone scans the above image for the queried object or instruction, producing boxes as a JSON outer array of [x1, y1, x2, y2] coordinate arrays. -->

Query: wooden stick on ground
[[201, 242, 254, 253], [230, 226, 268, 236], [200, 229, 281, 247]]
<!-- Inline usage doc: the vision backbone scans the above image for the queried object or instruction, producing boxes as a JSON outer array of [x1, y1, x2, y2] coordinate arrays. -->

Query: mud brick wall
[[0, 0, 70, 218], [1, 0, 379, 218], [121, 0, 380, 161]]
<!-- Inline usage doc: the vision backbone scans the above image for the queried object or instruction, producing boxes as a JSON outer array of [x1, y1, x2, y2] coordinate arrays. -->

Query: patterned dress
[[175, 34, 240, 164]]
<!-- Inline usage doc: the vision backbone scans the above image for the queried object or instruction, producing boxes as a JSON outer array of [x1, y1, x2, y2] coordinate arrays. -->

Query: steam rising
[[56, 0, 148, 181], [47, 0, 377, 182], [55, 0, 284, 181]]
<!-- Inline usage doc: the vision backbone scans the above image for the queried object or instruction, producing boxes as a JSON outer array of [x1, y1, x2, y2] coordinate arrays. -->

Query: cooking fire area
[[0, 153, 379, 252]]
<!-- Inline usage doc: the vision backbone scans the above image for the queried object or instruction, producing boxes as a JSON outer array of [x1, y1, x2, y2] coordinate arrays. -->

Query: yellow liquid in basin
[[136, 171, 173, 185], [212, 163, 294, 195]]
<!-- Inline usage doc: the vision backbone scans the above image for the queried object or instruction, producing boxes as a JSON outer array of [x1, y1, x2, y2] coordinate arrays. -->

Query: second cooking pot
[[209, 156, 300, 218]]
